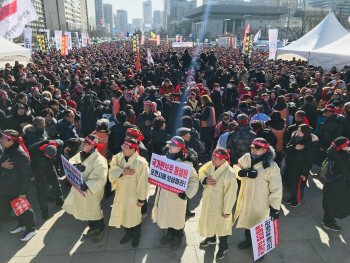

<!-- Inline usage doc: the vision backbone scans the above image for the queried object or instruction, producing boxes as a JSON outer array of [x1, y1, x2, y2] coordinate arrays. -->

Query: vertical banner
[[248, 34, 253, 59], [87, 36, 90, 46], [242, 23, 250, 54], [141, 35, 145, 45], [23, 28, 32, 53], [38, 32, 47, 54], [156, 35, 160, 45], [244, 34, 250, 58], [81, 33, 87, 47], [66, 31, 72, 50], [136, 50, 141, 70], [234, 35, 237, 48], [180, 36, 182, 42], [61, 35, 68, 55], [136, 33, 139, 50], [43, 31, 49, 54], [229, 36, 234, 48], [268, 29, 278, 60], [175, 35, 178, 42], [133, 34, 137, 52], [75, 32, 80, 48], [55, 30, 62, 50], [251, 217, 280, 261], [72, 33, 77, 48], [166, 35, 168, 44]]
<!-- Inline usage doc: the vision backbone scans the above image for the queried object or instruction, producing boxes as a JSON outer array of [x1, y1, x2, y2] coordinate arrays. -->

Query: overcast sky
[[104, 0, 203, 23]]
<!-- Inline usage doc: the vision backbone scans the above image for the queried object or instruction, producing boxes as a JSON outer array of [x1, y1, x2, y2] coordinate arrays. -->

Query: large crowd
[[0, 41, 350, 260]]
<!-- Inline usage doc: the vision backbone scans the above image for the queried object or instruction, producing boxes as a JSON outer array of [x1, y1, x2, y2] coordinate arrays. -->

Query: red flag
[[0, 0, 17, 22], [166, 35, 168, 44], [121, 33, 125, 37], [136, 50, 141, 70]]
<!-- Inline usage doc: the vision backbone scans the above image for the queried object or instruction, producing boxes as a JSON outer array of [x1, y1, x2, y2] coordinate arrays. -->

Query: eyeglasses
[[66, 115, 74, 118], [223, 117, 230, 120], [121, 145, 130, 150]]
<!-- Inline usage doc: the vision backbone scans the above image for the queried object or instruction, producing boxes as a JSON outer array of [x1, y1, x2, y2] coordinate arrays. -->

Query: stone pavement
[[1, 174, 350, 263]]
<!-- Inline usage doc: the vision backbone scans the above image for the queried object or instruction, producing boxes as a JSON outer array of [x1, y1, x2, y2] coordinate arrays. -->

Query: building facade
[[80, 0, 96, 33], [95, 0, 104, 26], [117, 10, 128, 34], [103, 3, 113, 32], [143, 0, 152, 32], [153, 10, 162, 29]]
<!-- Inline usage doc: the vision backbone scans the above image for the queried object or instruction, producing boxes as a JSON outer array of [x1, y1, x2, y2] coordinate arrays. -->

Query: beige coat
[[233, 153, 282, 229], [108, 152, 150, 228], [63, 150, 108, 221], [152, 158, 199, 230], [198, 161, 238, 237]]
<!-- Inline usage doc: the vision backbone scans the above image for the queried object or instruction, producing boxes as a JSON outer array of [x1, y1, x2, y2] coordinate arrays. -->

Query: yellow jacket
[[198, 161, 238, 237], [108, 152, 150, 228], [63, 150, 108, 221], [233, 152, 282, 229], [152, 158, 199, 230]]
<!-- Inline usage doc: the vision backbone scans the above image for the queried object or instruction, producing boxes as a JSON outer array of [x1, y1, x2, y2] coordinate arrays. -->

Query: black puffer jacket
[[0, 144, 34, 196], [323, 145, 350, 219], [23, 124, 48, 147], [256, 128, 277, 150], [56, 118, 78, 143], [227, 124, 256, 164], [283, 132, 318, 188], [136, 111, 159, 145], [342, 112, 350, 140], [108, 121, 134, 155], [29, 140, 63, 172], [150, 128, 171, 155]]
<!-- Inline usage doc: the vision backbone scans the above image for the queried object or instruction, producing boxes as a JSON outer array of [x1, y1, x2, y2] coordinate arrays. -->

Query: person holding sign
[[233, 138, 282, 258], [63, 134, 108, 243], [152, 136, 199, 250], [198, 147, 238, 259], [0, 130, 37, 241], [108, 138, 150, 248]]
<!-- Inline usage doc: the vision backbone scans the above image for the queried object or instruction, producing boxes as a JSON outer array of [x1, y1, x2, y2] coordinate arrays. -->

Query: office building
[[143, 0, 152, 32], [43, 0, 82, 32], [117, 10, 128, 34], [131, 18, 142, 32], [153, 10, 162, 27], [95, 0, 104, 25], [80, 0, 96, 32], [103, 3, 113, 31], [309, 0, 350, 18]]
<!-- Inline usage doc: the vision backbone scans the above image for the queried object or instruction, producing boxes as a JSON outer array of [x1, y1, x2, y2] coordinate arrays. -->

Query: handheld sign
[[148, 153, 191, 194], [11, 197, 31, 216], [61, 155, 86, 197], [250, 217, 280, 261]]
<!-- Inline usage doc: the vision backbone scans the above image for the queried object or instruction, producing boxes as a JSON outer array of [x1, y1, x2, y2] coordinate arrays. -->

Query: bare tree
[[330, 0, 350, 27]]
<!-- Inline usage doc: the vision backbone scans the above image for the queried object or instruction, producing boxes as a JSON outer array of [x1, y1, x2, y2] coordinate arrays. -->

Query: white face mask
[[228, 84, 232, 88], [215, 87, 220, 91], [55, 95, 61, 99]]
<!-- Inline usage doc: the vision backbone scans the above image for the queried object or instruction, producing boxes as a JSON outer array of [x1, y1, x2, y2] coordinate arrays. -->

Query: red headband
[[252, 140, 270, 151], [85, 136, 104, 151], [123, 141, 139, 154], [324, 107, 339, 114], [171, 138, 186, 154], [144, 101, 156, 113], [212, 149, 231, 164], [295, 113, 309, 126], [127, 128, 144, 141], [0, 91, 7, 95], [3, 133, 30, 160], [39, 142, 57, 158], [332, 139, 350, 151], [237, 119, 249, 126]]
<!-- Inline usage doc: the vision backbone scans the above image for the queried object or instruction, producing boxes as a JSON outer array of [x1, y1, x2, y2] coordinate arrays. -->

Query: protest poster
[[61, 35, 68, 55], [250, 217, 280, 261], [11, 197, 31, 216], [148, 153, 191, 194], [61, 155, 85, 197], [269, 29, 278, 60]]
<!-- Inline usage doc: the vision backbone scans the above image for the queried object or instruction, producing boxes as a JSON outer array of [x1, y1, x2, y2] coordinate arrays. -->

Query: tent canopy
[[309, 33, 350, 71], [277, 12, 349, 60], [0, 38, 31, 68]]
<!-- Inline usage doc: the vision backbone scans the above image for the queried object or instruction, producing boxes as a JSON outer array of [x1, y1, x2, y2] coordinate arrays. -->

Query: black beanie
[[333, 136, 349, 150]]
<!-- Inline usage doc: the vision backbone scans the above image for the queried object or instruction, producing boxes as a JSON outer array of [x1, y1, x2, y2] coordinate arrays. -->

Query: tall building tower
[[117, 10, 128, 34], [80, 0, 96, 32], [143, 0, 152, 32], [103, 3, 113, 31], [95, 0, 104, 26], [153, 10, 162, 28]]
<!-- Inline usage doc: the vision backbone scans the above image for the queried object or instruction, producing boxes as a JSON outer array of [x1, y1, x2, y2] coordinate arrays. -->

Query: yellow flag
[[150, 31, 156, 39]]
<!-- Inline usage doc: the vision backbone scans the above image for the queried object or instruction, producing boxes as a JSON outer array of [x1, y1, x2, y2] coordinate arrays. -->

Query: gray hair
[[33, 117, 45, 127]]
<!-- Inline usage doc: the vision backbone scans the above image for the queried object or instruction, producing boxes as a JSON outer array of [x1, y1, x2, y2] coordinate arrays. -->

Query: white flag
[[269, 29, 278, 60], [147, 49, 154, 65], [0, 0, 38, 38], [254, 29, 261, 43]]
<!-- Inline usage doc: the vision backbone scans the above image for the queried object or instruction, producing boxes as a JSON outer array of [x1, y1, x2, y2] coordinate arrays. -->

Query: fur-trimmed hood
[[23, 124, 38, 134], [261, 146, 276, 169]]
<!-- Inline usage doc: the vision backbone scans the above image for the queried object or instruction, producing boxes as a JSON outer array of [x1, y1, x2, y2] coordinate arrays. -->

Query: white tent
[[276, 13, 349, 61], [308, 33, 350, 71], [0, 38, 31, 68]]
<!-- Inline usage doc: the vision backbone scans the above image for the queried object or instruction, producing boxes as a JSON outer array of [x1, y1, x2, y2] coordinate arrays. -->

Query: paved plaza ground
[[1, 172, 350, 263]]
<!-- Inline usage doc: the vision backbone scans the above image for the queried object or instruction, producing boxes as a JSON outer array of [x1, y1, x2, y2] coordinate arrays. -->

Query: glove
[[178, 192, 188, 200], [74, 164, 86, 173], [238, 169, 249, 177], [269, 206, 279, 221], [80, 182, 88, 191], [247, 169, 258, 179]]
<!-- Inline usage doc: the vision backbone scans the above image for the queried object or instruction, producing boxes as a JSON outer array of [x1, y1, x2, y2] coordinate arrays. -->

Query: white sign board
[[268, 29, 278, 60], [148, 153, 191, 194], [61, 155, 85, 197], [172, 42, 193, 48], [251, 217, 280, 261]]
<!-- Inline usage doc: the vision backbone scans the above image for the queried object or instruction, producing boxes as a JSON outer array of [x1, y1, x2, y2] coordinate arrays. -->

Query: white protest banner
[[23, 27, 32, 53], [172, 42, 193, 48], [81, 32, 87, 47], [149, 153, 191, 194], [65, 31, 72, 50], [251, 217, 279, 261], [74, 32, 80, 48], [55, 30, 62, 50], [268, 29, 278, 60], [0, 0, 38, 38], [61, 155, 85, 197]]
